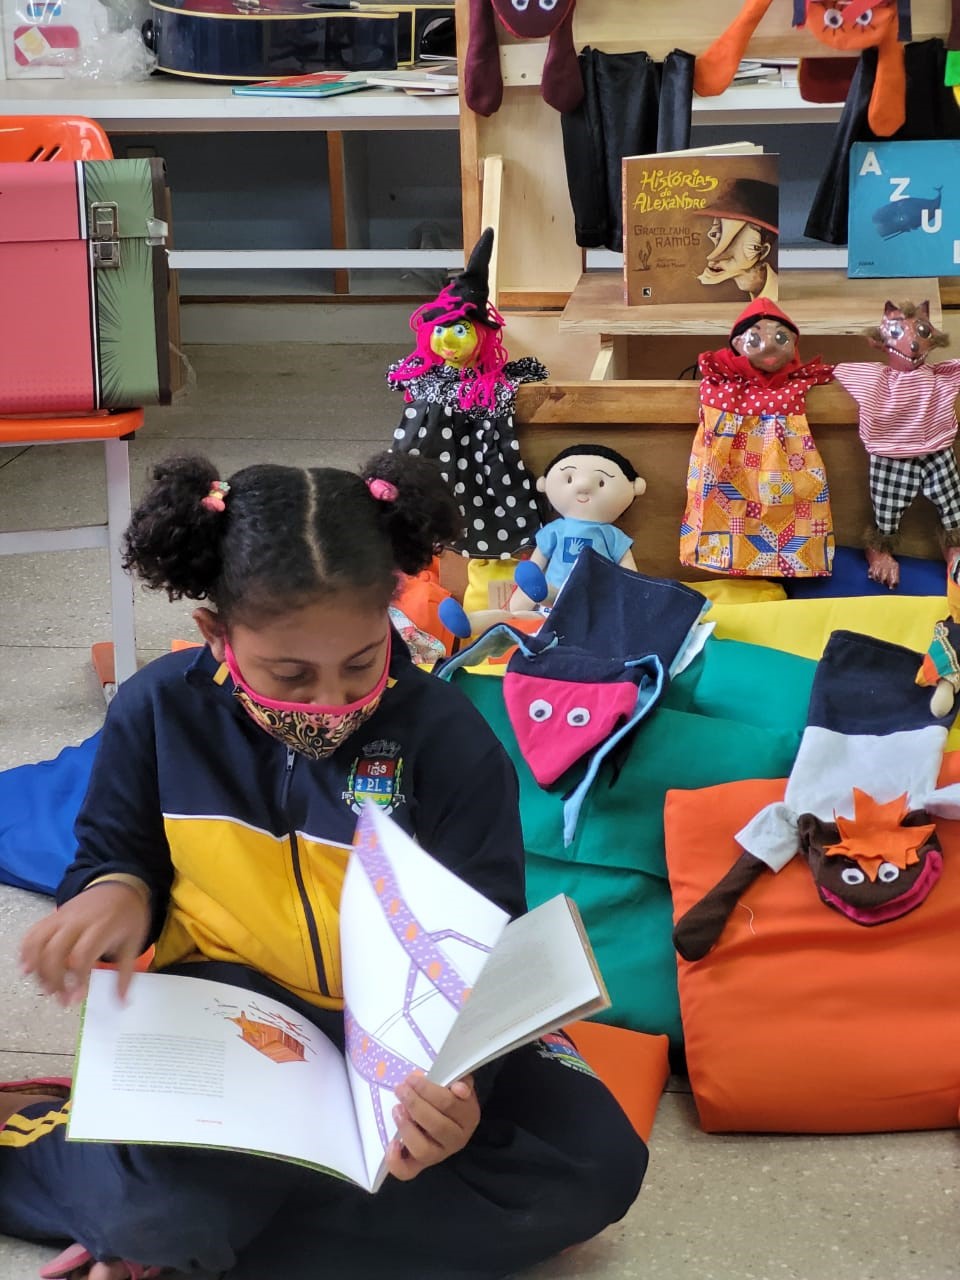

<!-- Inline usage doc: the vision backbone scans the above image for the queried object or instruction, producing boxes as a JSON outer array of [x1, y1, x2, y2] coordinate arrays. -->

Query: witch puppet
[[387, 228, 548, 559], [679, 298, 835, 578]]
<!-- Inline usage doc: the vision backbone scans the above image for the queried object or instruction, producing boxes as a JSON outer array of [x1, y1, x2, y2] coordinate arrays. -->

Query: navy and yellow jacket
[[59, 641, 526, 1011]]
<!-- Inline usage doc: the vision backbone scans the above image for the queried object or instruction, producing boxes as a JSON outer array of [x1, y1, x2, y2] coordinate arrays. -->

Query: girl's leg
[[227, 1036, 649, 1280], [0, 1096, 315, 1273], [0, 962, 344, 1274]]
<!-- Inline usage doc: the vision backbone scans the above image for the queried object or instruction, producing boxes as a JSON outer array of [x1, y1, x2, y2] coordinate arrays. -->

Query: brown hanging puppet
[[464, 0, 582, 117], [694, 0, 912, 138]]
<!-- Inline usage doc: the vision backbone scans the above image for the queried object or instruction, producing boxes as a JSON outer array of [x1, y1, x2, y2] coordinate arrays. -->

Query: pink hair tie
[[367, 477, 399, 503], [201, 480, 230, 513]]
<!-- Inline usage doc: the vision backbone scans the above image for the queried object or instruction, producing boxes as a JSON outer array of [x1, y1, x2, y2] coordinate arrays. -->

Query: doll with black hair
[[510, 444, 646, 612], [7, 450, 646, 1280], [440, 444, 646, 637], [387, 228, 548, 560], [680, 297, 835, 578]]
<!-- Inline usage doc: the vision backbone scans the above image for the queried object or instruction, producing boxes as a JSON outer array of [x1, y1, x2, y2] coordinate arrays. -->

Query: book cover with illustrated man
[[848, 141, 959, 279], [622, 149, 779, 307]]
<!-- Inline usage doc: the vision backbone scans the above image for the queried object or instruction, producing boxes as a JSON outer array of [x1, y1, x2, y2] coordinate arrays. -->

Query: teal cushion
[[455, 638, 815, 1044]]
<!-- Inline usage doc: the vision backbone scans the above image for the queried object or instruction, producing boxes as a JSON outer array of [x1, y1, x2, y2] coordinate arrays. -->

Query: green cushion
[[455, 638, 816, 1045]]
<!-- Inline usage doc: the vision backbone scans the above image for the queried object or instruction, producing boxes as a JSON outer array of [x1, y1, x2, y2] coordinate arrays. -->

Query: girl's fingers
[[384, 1138, 424, 1182]]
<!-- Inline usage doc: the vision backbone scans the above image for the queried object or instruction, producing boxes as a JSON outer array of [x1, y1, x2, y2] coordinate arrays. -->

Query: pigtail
[[122, 454, 228, 601], [361, 450, 463, 576]]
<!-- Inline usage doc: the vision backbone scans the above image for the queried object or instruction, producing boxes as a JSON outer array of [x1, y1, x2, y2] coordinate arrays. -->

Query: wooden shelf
[[0, 77, 460, 132], [559, 270, 944, 337]]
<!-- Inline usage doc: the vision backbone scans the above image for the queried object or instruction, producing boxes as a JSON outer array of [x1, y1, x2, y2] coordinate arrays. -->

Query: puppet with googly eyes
[[679, 298, 835, 578], [673, 629, 960, 964], [694, 0, 912, 137], [464, 0, 582, 117], [833, 301, 960, 591], [387, 228, 547, 559]]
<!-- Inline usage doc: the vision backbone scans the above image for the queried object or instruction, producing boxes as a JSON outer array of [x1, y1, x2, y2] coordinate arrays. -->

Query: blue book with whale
[[847, 141, 958, 278]]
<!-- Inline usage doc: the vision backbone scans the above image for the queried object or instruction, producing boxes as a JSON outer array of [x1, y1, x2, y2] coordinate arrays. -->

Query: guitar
[[144, 1, 452, 83]]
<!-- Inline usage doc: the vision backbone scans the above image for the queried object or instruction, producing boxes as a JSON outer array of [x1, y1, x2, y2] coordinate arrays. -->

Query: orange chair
[[0, 115, 145, 695]]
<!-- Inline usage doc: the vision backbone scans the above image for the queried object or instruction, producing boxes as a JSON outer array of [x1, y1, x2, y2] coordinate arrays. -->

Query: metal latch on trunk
[[90, 201, 121, 270]]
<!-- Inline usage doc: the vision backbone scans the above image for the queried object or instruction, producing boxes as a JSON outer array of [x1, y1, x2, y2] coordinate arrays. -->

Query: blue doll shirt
[[536, 518, 633, 592]]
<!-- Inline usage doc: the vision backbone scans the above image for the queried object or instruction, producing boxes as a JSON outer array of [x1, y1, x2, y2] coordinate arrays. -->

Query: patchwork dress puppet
[[679, 298, 835, 577], [833, 300, 960, 590], [673, 630, 960, 963], [387, 227, 547, 560]]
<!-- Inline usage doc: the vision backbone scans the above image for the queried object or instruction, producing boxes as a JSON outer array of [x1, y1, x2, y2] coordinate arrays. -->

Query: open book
[[67, 803, 608, 1193]]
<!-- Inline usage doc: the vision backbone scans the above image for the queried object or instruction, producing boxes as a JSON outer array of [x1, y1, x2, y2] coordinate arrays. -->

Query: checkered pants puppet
[[869, 450, 960, 538]]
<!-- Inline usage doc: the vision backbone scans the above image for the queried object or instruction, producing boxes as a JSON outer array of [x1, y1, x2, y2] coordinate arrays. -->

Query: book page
[[623, 141, 761, 160], [427, 895, 609, 1087], [340, 802, 510, 1190], [69, 971, 369, 1189]]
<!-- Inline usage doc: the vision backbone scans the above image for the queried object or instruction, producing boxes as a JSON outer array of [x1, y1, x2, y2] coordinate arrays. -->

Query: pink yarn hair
[[388, 286, 511, 412]]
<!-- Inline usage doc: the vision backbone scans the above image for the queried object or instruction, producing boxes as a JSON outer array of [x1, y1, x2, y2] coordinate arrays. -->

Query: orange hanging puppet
[[694, 0, 911, 137]]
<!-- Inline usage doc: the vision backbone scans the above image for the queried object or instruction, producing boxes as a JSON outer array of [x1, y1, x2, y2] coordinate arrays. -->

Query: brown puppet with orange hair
[[673, 630, 960, 963]]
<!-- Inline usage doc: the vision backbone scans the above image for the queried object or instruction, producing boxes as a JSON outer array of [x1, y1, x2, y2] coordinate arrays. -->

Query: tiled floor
[[0, 345, 958, 1280]]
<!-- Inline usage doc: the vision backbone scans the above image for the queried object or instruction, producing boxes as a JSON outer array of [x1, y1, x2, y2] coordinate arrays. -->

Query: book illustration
[[206, 996, 314, 1066], [694, 177, 778, 301], [623, 149, 779, 306], [848, 142, 959, 278], [872, 186, 942, 239], [344, 808, 494, 1146]]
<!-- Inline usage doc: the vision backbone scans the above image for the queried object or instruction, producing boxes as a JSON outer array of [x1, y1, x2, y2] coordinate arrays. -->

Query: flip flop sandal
[[0, 1078, 70, 1098], [39, 1243, 164, 1279]]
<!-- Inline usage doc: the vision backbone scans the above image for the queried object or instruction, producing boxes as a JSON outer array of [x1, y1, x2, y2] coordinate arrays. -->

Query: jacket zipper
[[281, 748, 330, 997]]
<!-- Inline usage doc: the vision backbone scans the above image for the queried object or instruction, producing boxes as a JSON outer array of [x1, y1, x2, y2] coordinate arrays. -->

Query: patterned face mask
[[224, 636, 391, 761]]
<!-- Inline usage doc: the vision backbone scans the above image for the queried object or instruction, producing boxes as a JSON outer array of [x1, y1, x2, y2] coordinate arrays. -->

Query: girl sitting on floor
[[3, 450, 647, 1280]]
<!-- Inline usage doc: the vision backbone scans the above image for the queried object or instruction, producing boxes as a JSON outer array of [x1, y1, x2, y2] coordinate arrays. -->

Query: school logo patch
[[535, 1032, 597, 1077], [343, 739, 405, 816]]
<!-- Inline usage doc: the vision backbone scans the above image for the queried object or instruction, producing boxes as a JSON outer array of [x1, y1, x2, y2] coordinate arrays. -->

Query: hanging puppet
[[673, 630, 960, 963], [833, 300, 960, 590], [464, 0, 582, 117], [679, 298, 835, 578], [916, 555, 960, 718], [387, 228, 547, 560], [437, 549, 709, 844], [693, 0, 912, 138]]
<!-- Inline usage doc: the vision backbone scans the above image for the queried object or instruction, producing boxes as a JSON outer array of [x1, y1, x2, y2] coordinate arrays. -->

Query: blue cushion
[[0, 733, 99, 894], [784, 545, 946, 599]]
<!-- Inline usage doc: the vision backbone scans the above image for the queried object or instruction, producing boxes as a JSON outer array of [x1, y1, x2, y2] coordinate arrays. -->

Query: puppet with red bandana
[[680, 297, 835, 578]]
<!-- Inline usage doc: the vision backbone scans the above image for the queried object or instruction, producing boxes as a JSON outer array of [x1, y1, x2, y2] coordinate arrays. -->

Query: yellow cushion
[[708, 595, 960, 750], [680, 578, 787, 613], [463, 558, 521, 615]]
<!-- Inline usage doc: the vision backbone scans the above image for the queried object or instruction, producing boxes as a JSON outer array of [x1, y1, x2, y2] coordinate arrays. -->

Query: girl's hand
[[20, 882, 151, 1006], [385, 1072, 480, 1182]]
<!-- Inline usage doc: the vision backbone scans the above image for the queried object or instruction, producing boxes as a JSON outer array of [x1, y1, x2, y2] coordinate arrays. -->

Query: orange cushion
[[664, 753, 960, 1135], [565, 1021, 669, 1141]]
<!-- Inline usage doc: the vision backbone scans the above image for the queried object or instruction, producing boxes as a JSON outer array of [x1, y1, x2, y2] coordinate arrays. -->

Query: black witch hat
[[422, 227, 497, 326]]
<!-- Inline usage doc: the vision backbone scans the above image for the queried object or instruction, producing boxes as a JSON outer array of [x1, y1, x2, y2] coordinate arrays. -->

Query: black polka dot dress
[[388, 357, 548, 558]]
